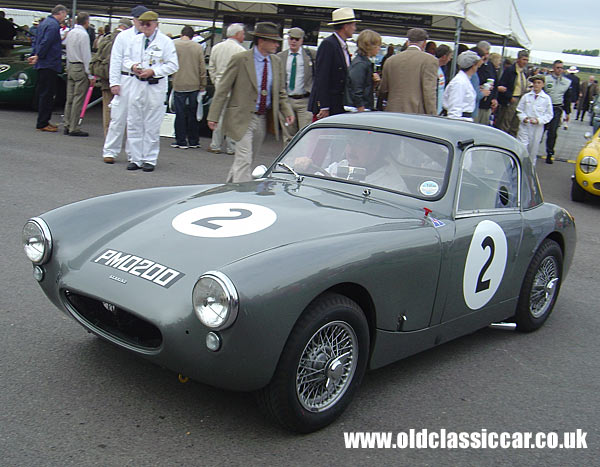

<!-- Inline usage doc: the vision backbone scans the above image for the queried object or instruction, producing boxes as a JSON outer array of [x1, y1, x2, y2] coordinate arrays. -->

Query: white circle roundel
[[463, 220, 508, 310], [172, 203, 277, 238]]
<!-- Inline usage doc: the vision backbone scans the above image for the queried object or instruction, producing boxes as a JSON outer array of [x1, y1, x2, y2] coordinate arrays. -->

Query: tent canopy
[[1, 0, 531, 48]]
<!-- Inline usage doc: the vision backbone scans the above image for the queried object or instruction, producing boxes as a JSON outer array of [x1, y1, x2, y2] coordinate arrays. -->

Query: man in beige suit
[[277, 27, 315, 146], [379, 28, 438, 115], [207, 22, 294, 182]]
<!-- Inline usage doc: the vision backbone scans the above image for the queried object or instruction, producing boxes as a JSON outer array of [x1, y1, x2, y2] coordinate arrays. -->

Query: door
[[441, 147, 524, 323]]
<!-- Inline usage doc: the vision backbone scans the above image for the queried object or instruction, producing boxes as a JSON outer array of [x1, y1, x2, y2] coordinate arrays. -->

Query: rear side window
[[457, 148, 520, 214]]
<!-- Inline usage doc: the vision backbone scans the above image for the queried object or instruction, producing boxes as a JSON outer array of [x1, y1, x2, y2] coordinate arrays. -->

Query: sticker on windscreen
[[172, 203, 277, 238], [419, 181, 439, 196], [463, 220, 508, 310], [0, 64, 10, 73]]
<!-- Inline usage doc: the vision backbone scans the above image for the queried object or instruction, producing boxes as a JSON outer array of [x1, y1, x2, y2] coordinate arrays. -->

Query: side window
[[457, 149, 520, 213]]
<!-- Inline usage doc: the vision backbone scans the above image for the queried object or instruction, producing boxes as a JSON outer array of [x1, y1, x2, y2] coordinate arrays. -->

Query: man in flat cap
[[379, 27, 438, 115], [442, 50, 482, 121], [101, 5, 146, 164], [277, 27, 315, 145], [309, 8, 359, 119], [207, 22, 293, 182], [123, 10, 179, 172]]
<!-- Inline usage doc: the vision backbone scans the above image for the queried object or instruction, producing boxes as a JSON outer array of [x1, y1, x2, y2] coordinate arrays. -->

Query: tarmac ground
[[1, 104, 598, 466]]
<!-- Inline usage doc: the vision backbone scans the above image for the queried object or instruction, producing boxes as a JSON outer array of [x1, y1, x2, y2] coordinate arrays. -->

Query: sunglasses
[[141, 22, 154, 27]]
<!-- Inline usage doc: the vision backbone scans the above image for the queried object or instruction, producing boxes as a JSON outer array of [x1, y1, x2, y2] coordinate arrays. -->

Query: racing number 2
[[193, 208, 252, 230], [475, 236, 494, 293], [463, 220, 508, 310]]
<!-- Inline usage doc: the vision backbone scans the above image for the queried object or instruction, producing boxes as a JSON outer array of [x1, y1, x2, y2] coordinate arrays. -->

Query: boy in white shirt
[[516, 75, 553, 166]]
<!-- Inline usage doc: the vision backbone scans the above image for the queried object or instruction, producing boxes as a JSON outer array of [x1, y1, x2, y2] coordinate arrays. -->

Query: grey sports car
[[23, 113, 576, 433]]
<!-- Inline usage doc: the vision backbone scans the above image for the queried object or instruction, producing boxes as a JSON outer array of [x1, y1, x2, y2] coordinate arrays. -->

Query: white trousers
[[102, 76, 133, 159], [517, 122, 544, 167], [227, 114, 266, 183], [127, 79, 167, 167], [210, 102, 235, 153]]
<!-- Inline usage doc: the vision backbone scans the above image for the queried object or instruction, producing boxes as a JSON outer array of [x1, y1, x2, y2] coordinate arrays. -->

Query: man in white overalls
[[102, 5, 147, 164], [124, 11, 178, 172], [516, 75, 553, 166]]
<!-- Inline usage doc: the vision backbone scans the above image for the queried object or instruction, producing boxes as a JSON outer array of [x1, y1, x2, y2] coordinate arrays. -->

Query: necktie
[[289, 53, 298, 91], [144, 37, 149, 49], [258, 58, 268, 115], [342, 43, 349, 67]]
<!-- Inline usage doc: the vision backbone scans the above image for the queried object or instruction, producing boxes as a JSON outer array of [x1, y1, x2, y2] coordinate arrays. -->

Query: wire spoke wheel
[[529, 256, 559, 318], [296, 321, 358, 412], [515, 239, 563, 332]]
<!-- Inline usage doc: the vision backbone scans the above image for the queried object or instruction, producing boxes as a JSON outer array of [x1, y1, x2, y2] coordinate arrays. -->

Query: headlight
[[22, 218, 52, 264], [192, 271, 238, 330], [580, 156, 598, 174], [17, 72, 28, 86]]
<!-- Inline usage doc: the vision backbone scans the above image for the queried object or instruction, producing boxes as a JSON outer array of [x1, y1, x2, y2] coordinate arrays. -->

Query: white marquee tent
[[2, 0, 531, 48]]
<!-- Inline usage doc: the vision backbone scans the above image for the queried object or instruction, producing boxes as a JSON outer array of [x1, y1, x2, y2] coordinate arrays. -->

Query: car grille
[[64, 291, 162, 349]]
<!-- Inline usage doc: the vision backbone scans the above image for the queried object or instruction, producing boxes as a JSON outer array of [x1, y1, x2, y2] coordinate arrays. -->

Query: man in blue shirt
[[28, 4, 68, 132]]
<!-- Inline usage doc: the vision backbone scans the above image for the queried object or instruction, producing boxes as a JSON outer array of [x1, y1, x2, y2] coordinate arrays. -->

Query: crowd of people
[[12, 4, 600, 176]]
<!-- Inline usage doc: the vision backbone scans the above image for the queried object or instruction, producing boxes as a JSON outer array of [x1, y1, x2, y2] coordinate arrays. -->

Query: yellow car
[[571, 128, 600, 202]]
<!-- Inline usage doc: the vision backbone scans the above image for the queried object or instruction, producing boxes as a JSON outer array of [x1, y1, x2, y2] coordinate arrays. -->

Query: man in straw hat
[[207, 22, 294, 182], [516, 74, 553, 166], [123, 10, 179, 172], [308, 7, 359, 119]]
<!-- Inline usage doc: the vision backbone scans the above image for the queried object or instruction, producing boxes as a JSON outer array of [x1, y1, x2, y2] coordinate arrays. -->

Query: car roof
[[313, 112, 527, 161]]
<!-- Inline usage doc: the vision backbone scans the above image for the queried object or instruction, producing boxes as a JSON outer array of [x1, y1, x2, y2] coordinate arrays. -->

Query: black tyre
[[514, 239, 563, 332], [571, 178, 586, 202], [257, 293, 369, 433]]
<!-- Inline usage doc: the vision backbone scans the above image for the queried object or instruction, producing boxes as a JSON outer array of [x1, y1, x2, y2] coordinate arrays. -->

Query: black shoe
[[142, 163, 155, 172], [546, 156, 553, 164], [69, 130, 89, 137], [127, 162, 140, 170], [64, 128, 69, 135]]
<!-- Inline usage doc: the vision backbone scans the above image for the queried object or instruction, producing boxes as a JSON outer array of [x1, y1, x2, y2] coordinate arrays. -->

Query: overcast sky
[[514, 0, 599, 52]]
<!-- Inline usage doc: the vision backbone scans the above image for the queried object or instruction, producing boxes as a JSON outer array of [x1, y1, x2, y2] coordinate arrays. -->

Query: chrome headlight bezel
[[580, 156, 598, 174], [17, 72, 29, 86], [192, 271, 239, 330], [22, 217, 52, 265]]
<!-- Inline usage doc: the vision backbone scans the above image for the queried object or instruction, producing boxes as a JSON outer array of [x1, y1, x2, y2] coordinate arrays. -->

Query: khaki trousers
[[279, 96, 313, 146], [474, 108, 491, 125], [227, 114, 266, 183], [63, 63, 89, 132], [101, 88, 112, 137], [497, 99, 520, 138]]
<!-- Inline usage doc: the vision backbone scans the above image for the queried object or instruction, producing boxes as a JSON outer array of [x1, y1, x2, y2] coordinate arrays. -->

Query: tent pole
[[72, 0, 77, 19], [450, 17, 463, 78], [501, 36, 507, 58], [107, 7, 112, 32], [211, 1, 220, 48]]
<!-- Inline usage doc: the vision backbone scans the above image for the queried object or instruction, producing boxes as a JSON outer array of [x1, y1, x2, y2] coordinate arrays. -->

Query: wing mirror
[[584, 131, 592, 140], [252, 165, 267, 179]]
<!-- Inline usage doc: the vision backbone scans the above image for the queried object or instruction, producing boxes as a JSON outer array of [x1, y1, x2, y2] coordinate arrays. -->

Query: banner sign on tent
[[277, 5, 332, 20], [277, 5, 432, 28], [357, 11, 432, 27]]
